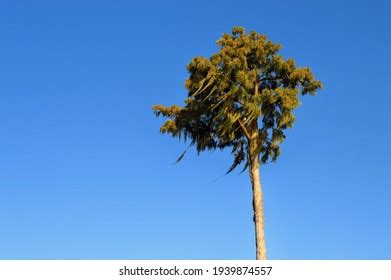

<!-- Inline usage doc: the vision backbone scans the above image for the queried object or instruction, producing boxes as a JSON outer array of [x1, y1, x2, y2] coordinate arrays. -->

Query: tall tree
[[153, 27, 322, 260]]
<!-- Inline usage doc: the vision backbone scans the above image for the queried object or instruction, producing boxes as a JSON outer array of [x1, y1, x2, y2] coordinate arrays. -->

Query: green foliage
[[153, 27, 322, 172]]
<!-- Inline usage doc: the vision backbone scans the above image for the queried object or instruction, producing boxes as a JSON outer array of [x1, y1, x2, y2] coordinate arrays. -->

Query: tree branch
[[238, 119, 251, 140]]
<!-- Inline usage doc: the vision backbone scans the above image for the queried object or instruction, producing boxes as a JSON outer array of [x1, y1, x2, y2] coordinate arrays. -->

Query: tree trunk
[[249, 139, 267, 260]]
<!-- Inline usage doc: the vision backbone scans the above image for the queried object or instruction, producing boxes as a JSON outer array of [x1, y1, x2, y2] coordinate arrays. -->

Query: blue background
[[1, 0, 390, 259]]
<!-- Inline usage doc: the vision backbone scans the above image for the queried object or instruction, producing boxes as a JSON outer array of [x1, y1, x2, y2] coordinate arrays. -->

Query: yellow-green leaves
[[232, 26, 245, 36], [153, 26, 322, 171], [160, 119, 177, 134], [152, 104, 182, 117]]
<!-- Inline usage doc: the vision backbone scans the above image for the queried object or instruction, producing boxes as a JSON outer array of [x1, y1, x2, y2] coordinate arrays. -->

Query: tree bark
[[248, 78, 267, 260], [249, 138, 267, 260]]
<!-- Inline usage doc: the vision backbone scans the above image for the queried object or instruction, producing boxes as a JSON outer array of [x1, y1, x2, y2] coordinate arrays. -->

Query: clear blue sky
[[1, 0, 390, 259]]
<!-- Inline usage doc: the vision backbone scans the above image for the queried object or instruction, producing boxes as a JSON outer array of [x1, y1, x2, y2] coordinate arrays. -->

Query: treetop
[[153, 26, 322, 173]]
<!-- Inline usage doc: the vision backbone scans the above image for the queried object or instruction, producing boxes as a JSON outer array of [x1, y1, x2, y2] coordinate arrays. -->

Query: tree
[[152, 27, 322, 260]]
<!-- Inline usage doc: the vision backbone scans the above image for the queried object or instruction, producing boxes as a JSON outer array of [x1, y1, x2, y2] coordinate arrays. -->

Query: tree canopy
[[153, 27, 322, 173]]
